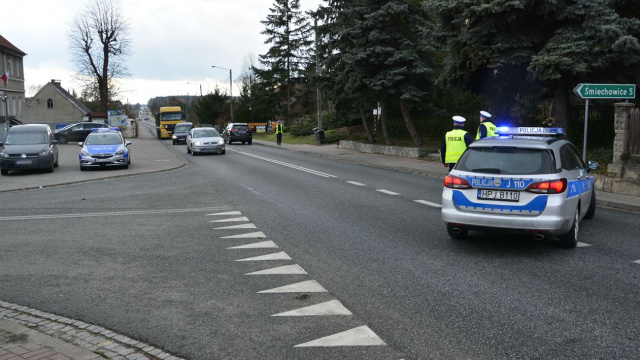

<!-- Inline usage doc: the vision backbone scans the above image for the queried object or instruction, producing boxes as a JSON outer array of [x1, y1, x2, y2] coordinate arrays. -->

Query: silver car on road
[[186, 127, 226, 155], [441, 127, 599, 248]]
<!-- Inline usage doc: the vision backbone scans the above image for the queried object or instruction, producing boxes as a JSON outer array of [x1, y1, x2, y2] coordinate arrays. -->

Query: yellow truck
[[155, 106, 184, 139]]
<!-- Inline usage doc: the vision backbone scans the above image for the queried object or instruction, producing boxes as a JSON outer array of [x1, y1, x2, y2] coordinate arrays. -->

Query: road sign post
[[572, 83, 636, 161]]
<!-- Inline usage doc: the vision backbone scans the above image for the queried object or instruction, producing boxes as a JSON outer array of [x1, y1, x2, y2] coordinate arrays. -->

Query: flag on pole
[[1, 72, 8, 85]]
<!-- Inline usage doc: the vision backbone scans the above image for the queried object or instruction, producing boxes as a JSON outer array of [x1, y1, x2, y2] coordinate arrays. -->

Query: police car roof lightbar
[[494, 127, 565, 136], [92, 127, 121, 132]]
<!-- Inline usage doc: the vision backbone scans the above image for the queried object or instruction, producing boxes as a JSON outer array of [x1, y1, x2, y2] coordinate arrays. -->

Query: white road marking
[[232, 150, 337, 178], [257, 280, 328, 293], [206, 211, 242, 216], [236, 252, 292, 261], [213, 223, 257, 230], [414, 200, 442, 208], [633, 260, 640, 265], [577, 242, 591, 248], [272, 300, 352, 317], [209, 217, 250, 222], [221, 231, 267, 239], [0, 207, 228, 221], [227, 241, 279, 249], [346, 181, 366, 186], [245, 264, 307, 275], [294, 326, 386, 347], [376, 189, 399, 196]]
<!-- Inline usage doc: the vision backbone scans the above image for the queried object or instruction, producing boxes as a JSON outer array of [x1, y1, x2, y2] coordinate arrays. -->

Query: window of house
[[12, 97, 17, 116], [8, 57, 12, 76], [47, 98, 54, 109], [18, 96, 22, 116]]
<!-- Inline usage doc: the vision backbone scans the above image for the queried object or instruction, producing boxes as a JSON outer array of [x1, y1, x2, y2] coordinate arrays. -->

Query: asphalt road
[[1, 122, 639, 359]]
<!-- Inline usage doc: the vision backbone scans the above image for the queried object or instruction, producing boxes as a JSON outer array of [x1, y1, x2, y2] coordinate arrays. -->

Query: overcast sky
[[4, 0, 322, 105]]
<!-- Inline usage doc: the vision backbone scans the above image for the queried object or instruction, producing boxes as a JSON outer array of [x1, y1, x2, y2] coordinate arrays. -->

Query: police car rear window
[[456, 148, 554, 175]]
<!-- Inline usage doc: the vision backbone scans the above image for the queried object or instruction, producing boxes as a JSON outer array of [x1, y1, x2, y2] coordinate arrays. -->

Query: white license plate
[[478, 189, 520, 202], [16, 160, 32, 165], [94, 158, 110, 163]]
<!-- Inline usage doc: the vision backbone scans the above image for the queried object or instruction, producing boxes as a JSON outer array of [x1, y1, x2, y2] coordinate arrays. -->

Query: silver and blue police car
[[441, 127, 599, 248], [78, 127, 131, 170]]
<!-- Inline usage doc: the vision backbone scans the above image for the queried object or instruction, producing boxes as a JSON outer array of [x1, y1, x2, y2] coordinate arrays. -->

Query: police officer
[[275, 120, 284, 145], [441, 116, 473, 171], [476, 110, 497, 139]]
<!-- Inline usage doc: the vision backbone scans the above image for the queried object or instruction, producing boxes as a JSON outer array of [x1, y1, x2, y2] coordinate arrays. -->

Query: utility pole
[[315, 16, 322, 133]]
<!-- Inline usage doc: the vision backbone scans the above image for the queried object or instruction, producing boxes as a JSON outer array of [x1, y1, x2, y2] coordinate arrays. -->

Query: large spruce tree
[[257, 0, 312, 125]]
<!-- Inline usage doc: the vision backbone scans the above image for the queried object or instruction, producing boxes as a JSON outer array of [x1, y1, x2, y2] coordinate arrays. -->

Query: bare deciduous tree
[[68, 0, 131, 112]]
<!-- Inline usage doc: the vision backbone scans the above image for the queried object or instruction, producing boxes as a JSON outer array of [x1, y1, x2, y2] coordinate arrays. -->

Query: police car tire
[[558, 208, 579, 248], [584, 191, 596, 219], [447, 224, 468, 240]]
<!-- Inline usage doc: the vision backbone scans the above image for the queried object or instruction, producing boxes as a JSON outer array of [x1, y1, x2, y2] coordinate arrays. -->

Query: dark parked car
[[222, 123, 252, 145], [54, 122, 109, 144], [0, 124, 59, 175], [172, 122, 193, 145]]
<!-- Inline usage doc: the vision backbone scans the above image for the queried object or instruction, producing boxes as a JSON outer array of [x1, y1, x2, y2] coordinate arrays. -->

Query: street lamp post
[[211, 65, 233, 122]]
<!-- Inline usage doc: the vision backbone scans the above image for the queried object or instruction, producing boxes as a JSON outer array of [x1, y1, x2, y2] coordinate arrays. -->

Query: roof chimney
[[50, 79, 61, 86]]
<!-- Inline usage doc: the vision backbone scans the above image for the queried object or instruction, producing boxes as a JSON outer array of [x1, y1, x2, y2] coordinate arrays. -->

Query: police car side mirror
[[126, 141, 132, 147], [587, 161, 599, 172], [78, 142, 83, 146]]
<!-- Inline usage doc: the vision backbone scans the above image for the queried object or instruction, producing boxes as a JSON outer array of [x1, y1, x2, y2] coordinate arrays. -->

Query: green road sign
[[573, 83, 636, 99]]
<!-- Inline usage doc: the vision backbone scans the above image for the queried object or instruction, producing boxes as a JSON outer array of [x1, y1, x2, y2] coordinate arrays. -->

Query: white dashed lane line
[[376, 189, 400, 196], [346, 181, 366, 186], [414, 200, 442, 208]]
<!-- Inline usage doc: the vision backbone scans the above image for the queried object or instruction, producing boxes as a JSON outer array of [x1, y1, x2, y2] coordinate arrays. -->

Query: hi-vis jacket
[[476, 121, 497, 140], [444, 129, 469, 164]]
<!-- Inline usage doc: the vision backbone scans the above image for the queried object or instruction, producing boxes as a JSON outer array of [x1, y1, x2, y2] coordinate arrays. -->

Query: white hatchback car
[[441, 127, 599, 248]]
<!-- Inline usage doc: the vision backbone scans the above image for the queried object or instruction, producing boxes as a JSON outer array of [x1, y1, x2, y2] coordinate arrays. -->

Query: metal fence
[[631, 108, 640, 155]]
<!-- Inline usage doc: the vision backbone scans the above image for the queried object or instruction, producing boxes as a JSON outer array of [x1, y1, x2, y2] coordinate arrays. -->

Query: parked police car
[[78, 127, 131, 170], [441, 127, 598, 248]]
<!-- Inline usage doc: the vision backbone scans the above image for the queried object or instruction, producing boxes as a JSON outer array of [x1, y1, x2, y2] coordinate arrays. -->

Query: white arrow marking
[[414, 200, 442, 208], [294, 326, 386, 347], [236, 252, 291, 261], [346, 181, 366, 186], [209, 217, 250, 222], [221, 231, 266, 239], [376, 189, 399, 195], [245, 264, 307, 275], [257, 280, 328, 293], [227, 241, 278, 250], [206, 211, 242, 216], [214, 223, 257, 230], [272, 300, 352, 316]]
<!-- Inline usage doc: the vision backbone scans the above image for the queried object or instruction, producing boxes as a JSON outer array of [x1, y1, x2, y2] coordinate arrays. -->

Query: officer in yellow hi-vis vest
[[275, 120, 283, 145], [441, 116, 473, 171], [476, 110, 497, 140]]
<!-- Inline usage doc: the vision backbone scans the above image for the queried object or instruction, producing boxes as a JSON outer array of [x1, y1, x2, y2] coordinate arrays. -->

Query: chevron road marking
[[257, 280, 328, 293], [209, 217, 250, 222], [221, 231, 267, 239], [227, 241, 278, 249], [272, 300, 352, 317], [236, 252, 292, 261], [245, 264, 307, 275], [214, 223, 257, 230], [294, 326, 386, 347], [206, 211, 242, 216]]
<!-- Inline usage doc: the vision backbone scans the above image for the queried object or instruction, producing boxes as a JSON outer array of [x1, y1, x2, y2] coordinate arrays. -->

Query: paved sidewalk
[[1, 126, 638, 360]]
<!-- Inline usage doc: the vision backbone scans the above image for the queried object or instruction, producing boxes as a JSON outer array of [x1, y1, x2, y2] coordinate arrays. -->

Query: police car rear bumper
[[441, 188, 575, 236]]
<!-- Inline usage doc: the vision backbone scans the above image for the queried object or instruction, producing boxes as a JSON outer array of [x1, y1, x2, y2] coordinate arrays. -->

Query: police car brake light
[[525, 179, 567, 194], [444, 175, 472, 189], [494, 127, 565, 136]]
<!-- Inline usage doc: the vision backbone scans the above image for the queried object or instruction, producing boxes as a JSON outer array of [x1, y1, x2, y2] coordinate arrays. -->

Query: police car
[[441, 127, 599, 248], [78, 127, 131, 170]]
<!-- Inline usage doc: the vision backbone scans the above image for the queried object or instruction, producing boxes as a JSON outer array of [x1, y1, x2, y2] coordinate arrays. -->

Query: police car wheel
[[558, 208, 579, 248], [584, 191, 596, 220], [447, 224, 468, 240]]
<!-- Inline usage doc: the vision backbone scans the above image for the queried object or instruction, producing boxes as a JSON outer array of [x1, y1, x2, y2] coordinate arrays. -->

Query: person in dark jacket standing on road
[[275, 120, 284, 145], [441, 116, 473, 171]]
